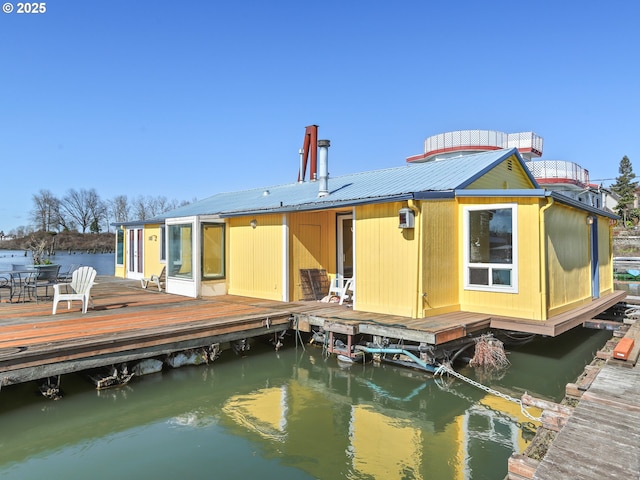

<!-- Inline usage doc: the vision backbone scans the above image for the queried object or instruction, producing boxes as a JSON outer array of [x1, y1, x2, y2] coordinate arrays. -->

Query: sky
[[1, 0, 638, 233]]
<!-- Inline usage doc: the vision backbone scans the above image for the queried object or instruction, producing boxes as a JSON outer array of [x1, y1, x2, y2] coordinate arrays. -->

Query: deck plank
[[534, 361, 640, 480]]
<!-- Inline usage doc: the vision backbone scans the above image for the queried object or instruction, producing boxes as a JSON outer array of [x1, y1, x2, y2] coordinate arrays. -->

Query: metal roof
[[138, 148, 531, 222]]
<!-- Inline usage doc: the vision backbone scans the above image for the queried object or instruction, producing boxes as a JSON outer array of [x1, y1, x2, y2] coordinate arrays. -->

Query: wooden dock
[[508, 322, 640, 480], [0, 277, 628, 389], [533, 365, 640, 479]]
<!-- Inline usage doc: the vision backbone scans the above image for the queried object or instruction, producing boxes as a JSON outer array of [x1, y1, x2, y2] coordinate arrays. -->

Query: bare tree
[[130, 195, 190, 220], [89, 198, 108, 233], [166, 197, 191, 211], [132, 195, 150, 221], [31, 189, 60, 232], [60, 188, 102, 233], [108, 194, 131, 231]]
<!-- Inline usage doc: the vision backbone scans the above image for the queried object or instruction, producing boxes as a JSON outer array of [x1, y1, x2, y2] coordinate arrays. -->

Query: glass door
[[127, 227, 144, 279], [337, 214, 353, 278]]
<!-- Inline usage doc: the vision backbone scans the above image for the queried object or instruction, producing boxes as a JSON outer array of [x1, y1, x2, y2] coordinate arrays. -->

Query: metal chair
[[0, 274, 11, 302], [24, 265, 61, 303], [57, 263, 81, 282]]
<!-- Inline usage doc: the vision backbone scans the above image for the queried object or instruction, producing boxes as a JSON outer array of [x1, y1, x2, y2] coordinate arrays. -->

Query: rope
[[435, 364, 542, 423]]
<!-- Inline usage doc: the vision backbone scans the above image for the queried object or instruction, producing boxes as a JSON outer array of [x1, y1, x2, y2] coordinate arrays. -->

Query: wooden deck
[[491, 291, 627, 336], [0, 277, 293, 386], [0, 278, 628, 388], [533, 347, 640, 478]]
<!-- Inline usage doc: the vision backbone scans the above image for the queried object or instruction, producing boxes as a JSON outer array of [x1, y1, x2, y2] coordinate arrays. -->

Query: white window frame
[[463, 203, 518, 294]]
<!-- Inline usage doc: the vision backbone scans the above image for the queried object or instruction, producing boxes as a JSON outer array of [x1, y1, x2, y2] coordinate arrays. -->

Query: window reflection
[[168, 224, 193, 279]]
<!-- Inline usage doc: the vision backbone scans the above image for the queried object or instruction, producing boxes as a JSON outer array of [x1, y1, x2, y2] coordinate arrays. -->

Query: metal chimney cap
[[318, 139, 330, 147]]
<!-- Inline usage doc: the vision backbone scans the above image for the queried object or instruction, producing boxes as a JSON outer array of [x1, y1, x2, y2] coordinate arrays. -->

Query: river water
[[0, 250, 114, 276], [0, 325, 611, 480]]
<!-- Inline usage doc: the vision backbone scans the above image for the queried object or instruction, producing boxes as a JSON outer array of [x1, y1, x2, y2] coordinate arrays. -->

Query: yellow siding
[[143, 224, 164, 279], [466, 154, 536, 190], [228, 214, 283, 300], [355, 202, 417, 317], [114, 265, 125, 277], [422, 200, 460, 315], [545, 204, 593, 316], [459, 197, 544, 320], [598, 216, 614, 295], [288, 211, 336, 301]]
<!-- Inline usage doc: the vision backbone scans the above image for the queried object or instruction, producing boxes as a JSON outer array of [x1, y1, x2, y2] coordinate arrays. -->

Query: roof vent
[[317, 139, 330, 197]]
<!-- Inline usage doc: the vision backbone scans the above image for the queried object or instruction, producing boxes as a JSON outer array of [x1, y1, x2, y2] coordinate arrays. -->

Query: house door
[[590, 218, 599, 299], [337, 214, 354, 278], [127, 228, 144, 280]]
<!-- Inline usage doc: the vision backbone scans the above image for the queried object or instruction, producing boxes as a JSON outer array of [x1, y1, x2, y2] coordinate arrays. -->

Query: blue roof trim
[[455, 189, 547, 197], [413, 191, 456, 199], [549, 191, 619, 219], [454, 188, 619, 219], [455, 148, 540, 189]]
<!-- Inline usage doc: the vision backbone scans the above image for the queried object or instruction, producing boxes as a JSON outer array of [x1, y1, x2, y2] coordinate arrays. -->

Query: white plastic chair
[[141, 266, 166, 292], [52, 266, 97, 314], [329, 275, 355, 305]]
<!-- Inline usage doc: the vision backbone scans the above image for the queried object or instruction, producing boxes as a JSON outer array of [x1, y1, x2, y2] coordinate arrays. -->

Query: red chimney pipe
[[298, 125, 318, 182]]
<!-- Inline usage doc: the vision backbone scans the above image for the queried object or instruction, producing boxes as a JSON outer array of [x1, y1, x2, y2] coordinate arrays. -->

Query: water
[[615, 282, 640, 297], [0, 249, 114, 276], [0, 327, 611, 480]]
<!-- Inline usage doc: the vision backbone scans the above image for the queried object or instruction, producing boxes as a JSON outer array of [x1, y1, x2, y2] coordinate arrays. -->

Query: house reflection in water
[[212, 362, 539, 479]]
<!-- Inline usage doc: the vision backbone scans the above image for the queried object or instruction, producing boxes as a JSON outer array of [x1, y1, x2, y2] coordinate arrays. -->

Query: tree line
[[1, 189, 192, 239]]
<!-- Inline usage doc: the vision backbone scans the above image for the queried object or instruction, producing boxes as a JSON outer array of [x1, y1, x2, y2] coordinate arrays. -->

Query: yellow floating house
[[115, 143, 620, 335]]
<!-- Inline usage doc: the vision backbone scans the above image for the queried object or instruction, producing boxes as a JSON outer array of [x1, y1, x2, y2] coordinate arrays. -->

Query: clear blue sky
[[1, 1, 638, 233]]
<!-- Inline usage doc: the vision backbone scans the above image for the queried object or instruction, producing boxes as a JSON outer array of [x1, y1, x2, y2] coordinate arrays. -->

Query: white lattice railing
[[424, 130, 543, 157], [526, 160, 590, 185]]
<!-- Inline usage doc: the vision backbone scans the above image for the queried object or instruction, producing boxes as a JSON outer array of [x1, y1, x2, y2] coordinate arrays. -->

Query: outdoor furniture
[[328, 274, 355, 305], [57, 263, 81, 282], [141, 266, 166, 292], [0, 274, 11, 302], [24, 265, 61, 303], [52, 266, 97, 314], [4, 266, 34, 303]]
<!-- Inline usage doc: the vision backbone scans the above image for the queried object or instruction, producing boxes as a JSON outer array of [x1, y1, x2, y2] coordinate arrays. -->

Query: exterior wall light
[[250, 219, 258, 229], [586, 215, 595, 225], [148, 235, 158, 241], [399, 207, 415, 228]]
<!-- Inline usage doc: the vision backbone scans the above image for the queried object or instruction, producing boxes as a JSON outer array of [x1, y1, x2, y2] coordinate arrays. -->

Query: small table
[[0, 270, 35, 303]]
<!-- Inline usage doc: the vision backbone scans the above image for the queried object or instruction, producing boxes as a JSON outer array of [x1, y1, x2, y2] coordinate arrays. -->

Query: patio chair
[[7, 265, 33, 303], [52, 266, 97, 314], [0, 274, 11, 302], [57, 263, 81, 282], [329, 275, 355, 305], [141, 266, 166, 292], [24, 265, 61, 303]]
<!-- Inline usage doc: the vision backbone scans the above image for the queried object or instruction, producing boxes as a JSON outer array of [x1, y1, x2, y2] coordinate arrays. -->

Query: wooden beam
[[0, 324, 289, 386]]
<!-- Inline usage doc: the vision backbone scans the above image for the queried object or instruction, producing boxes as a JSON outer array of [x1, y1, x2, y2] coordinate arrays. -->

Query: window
[[159, 225, 166, 262], [202, 223, 225, 279], [464, 204, 517, 293], [168, 224, 193, 279], [116, 228, 124, 266]]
